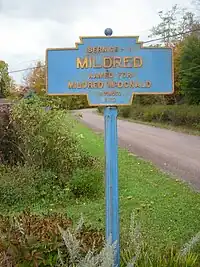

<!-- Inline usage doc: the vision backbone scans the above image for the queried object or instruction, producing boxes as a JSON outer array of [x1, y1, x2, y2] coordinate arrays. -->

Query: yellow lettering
[[87, 47, 93, 53], [146, 81, 151, 87], [135, 82, 141, 88], [104, 57, 113, 68], [92, 57, 101, 68], [124, 82, 129, 88], [133, 57, 143, 68], [124, 57, 132, 68], [130, 81, 135, 88], [98, 82, 104, 88], [88, 82, 93, 88], [113, 57, 121, 68], [90, 58, 99, 68], [76, 57, 88, 69], [77, 83, 82, 89], [117, 82, 123, 88], [107, 81, 115, 88], [76, 56, 143, 69], [89, 57, 93, 68], [82, 82, 87, 88], [68, 82, 75, 89], [68, 81, 105, 88]]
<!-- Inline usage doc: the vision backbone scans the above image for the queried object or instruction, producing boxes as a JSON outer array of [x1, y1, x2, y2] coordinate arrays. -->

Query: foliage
[[0, 97, 102, 209], [173, 42, 183, 99], [11, 96, 92, 179], [0, 164, 68, 207], [180, 34, 200, 104], [149, 4, 200, 105], [0, 211, 199, 266], [0, 61, 14, 98], [58, 220, 114, 267], [69, 168, 103, 199], [0, 104, 22, 165], [0, 212, 104, 267], [118, 104, 200, 130], [149, 4, 199, 44], [24, 61, 46, 95]]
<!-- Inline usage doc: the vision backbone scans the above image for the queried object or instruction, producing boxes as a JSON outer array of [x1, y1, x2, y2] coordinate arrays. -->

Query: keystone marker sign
[[46, 29, 173, 267], [46, 35, 173, 105]]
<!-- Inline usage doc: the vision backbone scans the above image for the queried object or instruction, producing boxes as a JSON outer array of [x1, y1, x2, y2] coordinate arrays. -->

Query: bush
[[69, 168, 103, 199], [119, 107, 131, 118], [0, 212, 104, 267], [0, 97, 102, 208], [119, 104, 200, 130], [0, 211, 199, 266], [97, 107, 104, 114], [0, 104, 22, 165], [11, 97, 94, 180], [0, 165, 67, 207]]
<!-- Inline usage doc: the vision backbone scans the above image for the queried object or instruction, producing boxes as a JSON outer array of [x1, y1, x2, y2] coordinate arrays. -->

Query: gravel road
[[78, 109, 200, 190]]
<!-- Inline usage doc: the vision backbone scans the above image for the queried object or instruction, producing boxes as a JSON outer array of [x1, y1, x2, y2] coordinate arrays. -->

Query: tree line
[[0, 2, 199, 107]]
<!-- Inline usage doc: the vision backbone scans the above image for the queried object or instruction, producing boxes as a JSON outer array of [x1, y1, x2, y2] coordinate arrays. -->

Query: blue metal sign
[[46, 28, 174, 267], [46, 36, 173, 106]]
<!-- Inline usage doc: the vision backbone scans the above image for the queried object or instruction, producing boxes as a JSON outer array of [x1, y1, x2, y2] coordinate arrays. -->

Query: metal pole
[[104, 106, 120, 267]]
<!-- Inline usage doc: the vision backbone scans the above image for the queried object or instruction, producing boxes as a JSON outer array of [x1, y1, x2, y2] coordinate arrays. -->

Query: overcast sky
[[0, 0, 194, 84]]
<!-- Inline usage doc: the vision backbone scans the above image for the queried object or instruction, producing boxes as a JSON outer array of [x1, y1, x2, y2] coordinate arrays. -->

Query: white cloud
[[0, 0, 193, 83]]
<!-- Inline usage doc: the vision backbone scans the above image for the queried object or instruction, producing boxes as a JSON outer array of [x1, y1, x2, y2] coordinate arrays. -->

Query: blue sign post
[[46, 29, 173, 266]]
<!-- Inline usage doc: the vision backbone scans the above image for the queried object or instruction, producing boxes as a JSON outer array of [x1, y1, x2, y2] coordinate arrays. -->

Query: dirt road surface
[[78, 109, 200, 190]]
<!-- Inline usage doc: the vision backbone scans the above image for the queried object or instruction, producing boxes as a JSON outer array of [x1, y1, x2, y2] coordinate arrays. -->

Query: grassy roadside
[[67, 119, 200, 249], [1, 106, 200, 251], [1, 99, 200, 265]]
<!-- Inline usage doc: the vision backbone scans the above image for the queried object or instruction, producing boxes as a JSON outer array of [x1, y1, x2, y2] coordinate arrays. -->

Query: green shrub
[[97, 107, 104, 114], [78, 150, 99, 169], [69, 168, 103, 199], [11, 97, 94, 180], [0, 104, 22, 165], [119, 104, 200, 130], [0, 165, 67, 207], [118, 107, 131, 118], [0, 97, 101, 208]]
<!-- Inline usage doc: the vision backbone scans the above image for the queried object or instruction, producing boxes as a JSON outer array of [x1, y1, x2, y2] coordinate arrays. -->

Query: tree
[[24, 61, 45, 95], [0, 61, 13, 98], [149, 5, 199, 45], [173, 42, 183, 101], [148, 5, 200, 105], [180, 34, 200, 104]]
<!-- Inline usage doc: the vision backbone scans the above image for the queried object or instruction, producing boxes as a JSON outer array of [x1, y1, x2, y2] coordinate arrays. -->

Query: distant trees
[[149, 4, 199, 44], [24, 61, 45, 95], [0, 61, 14, 98], [180, 34, 200, 104], [15, 3, 200, 107], [146, 4, 200, 105]]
